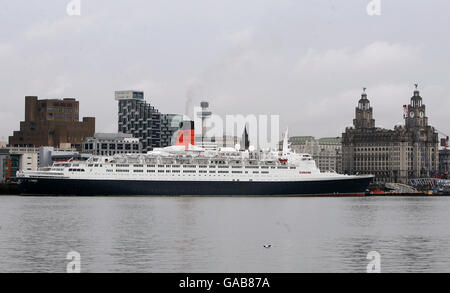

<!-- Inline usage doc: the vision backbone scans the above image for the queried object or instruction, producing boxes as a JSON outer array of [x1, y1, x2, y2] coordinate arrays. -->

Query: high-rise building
[[116, 90, 189, 151], [8, 96, 95, 151], [116, 91, 164, 152], [342, 87, 439, 183], [161, 114, 183, 147]]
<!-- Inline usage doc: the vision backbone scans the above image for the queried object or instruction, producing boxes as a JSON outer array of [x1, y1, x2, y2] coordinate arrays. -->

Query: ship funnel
[[176, 120, 195, 150]]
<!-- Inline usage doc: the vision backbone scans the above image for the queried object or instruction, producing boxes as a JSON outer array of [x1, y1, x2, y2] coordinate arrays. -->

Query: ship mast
[[282, 128, 289, 156]]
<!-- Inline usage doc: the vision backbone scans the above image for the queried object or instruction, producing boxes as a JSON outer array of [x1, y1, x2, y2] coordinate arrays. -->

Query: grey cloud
[[1, 0, 450, 142]]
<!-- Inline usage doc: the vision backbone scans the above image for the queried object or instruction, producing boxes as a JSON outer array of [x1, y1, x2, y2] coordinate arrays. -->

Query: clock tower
[[343, 85, 439, 183], [405, 85, 428, 130], [353, 88, 375, 129]]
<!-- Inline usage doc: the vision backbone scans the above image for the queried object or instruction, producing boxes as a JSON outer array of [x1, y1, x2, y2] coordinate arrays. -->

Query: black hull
[[18, 177, 373, 196]]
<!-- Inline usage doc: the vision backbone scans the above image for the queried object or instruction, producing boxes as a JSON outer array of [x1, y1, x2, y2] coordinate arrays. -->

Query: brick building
[[9, 96, 95, 151]]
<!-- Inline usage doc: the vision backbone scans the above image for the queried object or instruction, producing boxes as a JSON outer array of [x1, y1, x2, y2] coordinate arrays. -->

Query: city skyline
[[1, 0, 450, 141], [3, 1, 450, 276]]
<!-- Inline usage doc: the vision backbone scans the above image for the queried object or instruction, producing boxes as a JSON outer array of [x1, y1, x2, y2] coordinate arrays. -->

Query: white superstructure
[[18, 144, 364, 182]]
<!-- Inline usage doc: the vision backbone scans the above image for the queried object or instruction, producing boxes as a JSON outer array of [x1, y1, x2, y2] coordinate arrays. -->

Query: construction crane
[[435, 128, 449, 150]]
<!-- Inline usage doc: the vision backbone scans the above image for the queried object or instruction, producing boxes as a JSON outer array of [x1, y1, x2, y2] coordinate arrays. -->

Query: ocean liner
[[17, 132, 373, 196]]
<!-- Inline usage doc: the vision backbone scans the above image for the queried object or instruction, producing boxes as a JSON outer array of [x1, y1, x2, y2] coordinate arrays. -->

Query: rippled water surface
[[1, 196, 450, 272]]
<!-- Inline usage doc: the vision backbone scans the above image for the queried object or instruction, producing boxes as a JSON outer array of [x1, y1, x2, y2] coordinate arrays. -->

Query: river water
[[0, 195, 449, 273]]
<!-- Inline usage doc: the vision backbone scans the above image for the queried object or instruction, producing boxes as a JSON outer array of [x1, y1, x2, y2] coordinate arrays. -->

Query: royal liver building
[[342, 87, 439, 183]]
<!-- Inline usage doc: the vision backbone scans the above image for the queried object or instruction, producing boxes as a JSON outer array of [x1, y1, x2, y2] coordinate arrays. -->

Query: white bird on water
[[263, 244, 272, 249]]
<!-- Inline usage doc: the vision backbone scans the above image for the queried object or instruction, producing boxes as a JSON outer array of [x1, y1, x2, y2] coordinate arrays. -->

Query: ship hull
[[17, 176, 372, 196]]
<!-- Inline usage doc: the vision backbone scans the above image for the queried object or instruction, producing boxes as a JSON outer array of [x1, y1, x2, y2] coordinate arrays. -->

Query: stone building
[[82, 133, 142, 156], [439, 149, 450, 179], [286, 136, 342, 173], [342, 88, 439, 183], [8, 96, 95, 151]]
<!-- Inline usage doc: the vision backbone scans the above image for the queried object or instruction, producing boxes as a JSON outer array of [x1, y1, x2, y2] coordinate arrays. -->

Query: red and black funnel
[[176, 120, 195, 149]]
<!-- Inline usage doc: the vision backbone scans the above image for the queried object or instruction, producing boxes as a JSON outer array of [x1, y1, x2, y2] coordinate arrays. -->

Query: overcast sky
[[1, 0, 450, 142]]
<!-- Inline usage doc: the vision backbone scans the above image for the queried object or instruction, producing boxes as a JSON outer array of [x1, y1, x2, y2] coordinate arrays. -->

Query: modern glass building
[[116, 91, 183, 152], [116, 91, 162, 152], [161, 114, 183, 147]]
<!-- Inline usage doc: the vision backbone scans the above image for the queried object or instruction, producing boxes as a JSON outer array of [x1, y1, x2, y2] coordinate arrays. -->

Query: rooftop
[[289, 136, 315, 143], [115, 90, 144, 101], [93, 133, 134, 140], [286, 136, 342, 145]]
